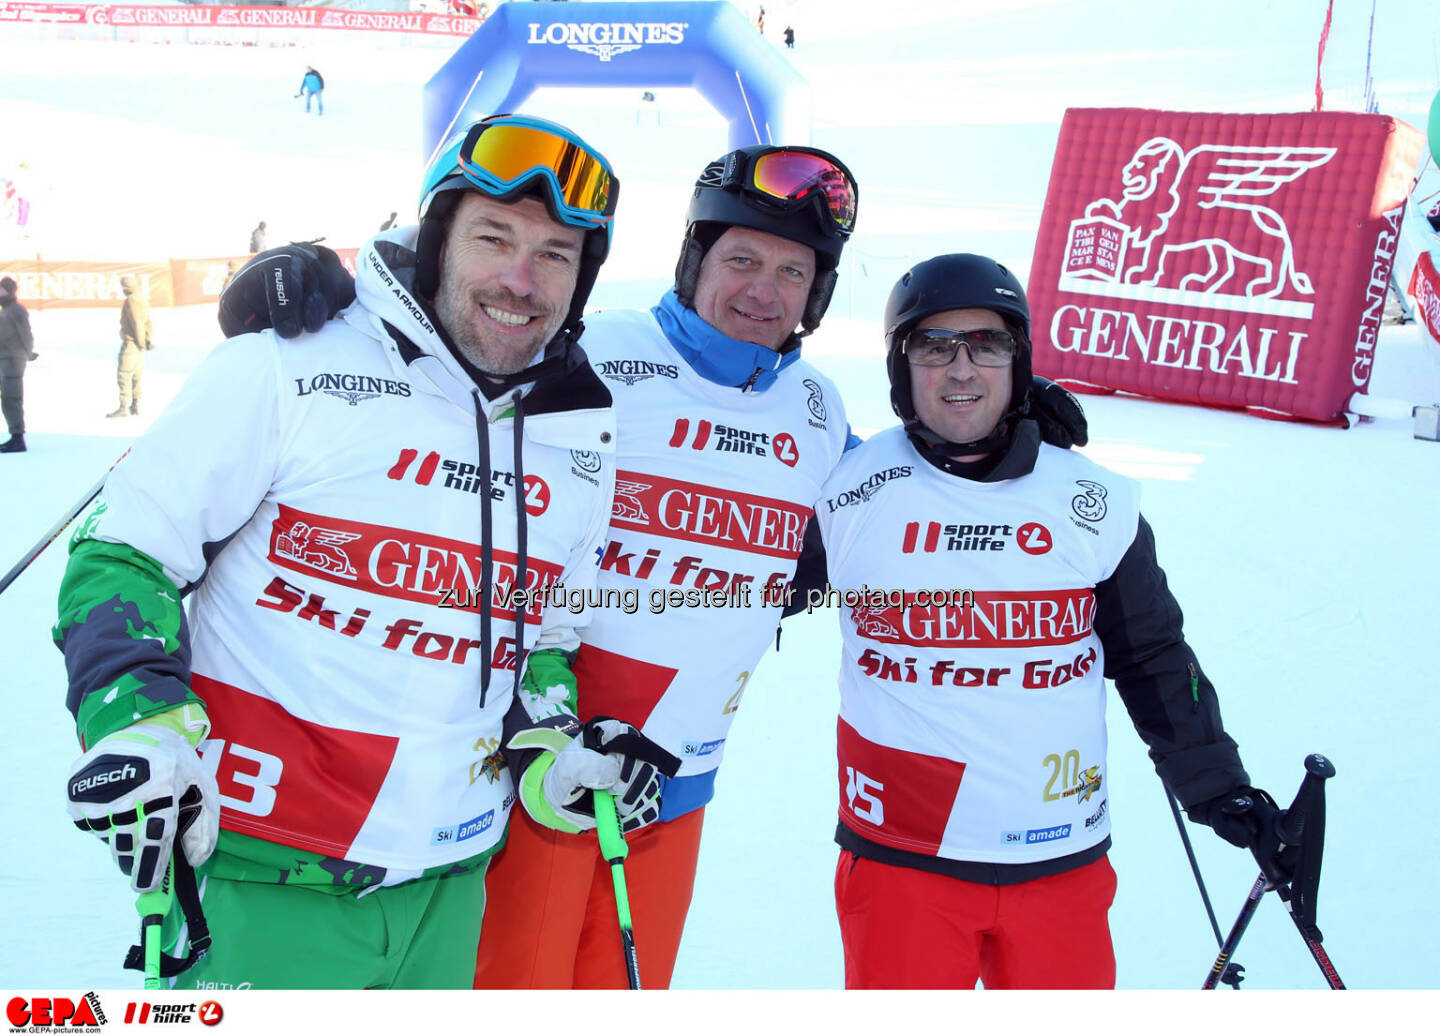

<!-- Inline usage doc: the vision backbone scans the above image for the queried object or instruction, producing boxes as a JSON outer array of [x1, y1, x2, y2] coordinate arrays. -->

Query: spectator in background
[[295, 67, 324, 116], [108, 275, 153, 419], [756, 6, 765, 33], [0, 275, 34, 453], [379, 211, 398, 232], [784, 25, 795, 48], [249, 220, 267, 254]]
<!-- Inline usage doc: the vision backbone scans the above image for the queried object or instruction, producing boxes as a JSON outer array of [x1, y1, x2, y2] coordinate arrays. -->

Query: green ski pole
[[594, 791, 642, 989], [134, 861, 175, 990]]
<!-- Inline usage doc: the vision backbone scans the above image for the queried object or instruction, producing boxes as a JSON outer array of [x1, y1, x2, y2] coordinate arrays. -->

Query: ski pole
[[1165, 784, 1244, 988], [1200, 753, 1342, 989], [134, 861, 176, 990], [121, 844, 211, 985], [0, 450, 127, 598], [594, 790, 641, 989], [1201, 873, 1265, 990], [1272, 753, 1344, 988]]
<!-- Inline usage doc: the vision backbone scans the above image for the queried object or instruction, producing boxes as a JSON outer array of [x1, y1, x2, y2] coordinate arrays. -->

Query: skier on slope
[[218, 151, 1089, 989], [55, 114, 672, 989], [813, 254, 1294, 988]]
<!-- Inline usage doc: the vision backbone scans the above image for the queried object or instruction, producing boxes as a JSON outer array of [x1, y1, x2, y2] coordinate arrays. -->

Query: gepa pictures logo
[[6, 994, 106, 1030]]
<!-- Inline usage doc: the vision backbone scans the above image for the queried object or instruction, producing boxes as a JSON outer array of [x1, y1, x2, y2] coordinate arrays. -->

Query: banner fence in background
[[0, 2, 482, 36]]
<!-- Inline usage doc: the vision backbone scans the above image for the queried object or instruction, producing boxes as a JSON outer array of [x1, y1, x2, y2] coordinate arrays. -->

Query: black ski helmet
[[883, 253, 1033, 436], [414, 114, 618, 340], [674, 144, 857, 335]]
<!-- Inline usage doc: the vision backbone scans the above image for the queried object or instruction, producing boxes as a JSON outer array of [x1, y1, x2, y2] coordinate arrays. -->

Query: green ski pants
[[170, 862, 490, 990]]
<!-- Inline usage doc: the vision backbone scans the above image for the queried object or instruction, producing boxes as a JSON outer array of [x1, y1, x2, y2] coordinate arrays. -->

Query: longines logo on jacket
[[825, 466, 913, 512], [597, 359, 680, 385], [295, 372, 412, 406]]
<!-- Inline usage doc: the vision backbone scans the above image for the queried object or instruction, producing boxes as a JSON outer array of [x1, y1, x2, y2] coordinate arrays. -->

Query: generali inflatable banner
[[1027, 109, 1424, 423]]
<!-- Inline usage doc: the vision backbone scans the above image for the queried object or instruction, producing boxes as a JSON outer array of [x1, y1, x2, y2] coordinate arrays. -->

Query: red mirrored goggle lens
[[750, 150, 857, 232], [462, 122, 615, 218]]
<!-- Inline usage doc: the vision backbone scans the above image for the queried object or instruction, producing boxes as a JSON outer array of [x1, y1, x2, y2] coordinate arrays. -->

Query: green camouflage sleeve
[[53, 514, 202, 750]]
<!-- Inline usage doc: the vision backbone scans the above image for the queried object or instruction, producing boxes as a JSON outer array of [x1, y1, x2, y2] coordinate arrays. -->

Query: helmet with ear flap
[[883, 253, 1033, 434]]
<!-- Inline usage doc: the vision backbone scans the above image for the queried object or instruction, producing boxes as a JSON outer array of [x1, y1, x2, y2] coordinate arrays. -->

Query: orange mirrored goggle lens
[[750, 151, 857, 232], [462, 122, 615, 218]]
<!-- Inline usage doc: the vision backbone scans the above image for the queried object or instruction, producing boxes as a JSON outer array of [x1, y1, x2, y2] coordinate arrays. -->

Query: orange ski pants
[[474, 805, 705, 988]]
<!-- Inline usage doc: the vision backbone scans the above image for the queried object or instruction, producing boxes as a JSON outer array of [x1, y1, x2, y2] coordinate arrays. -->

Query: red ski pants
[[835, 850, 1118, 988]]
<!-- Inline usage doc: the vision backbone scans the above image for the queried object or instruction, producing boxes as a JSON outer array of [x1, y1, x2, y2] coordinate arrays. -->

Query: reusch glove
[[217, 241, 355, 339], [509, 717, 681, 835], [65, 704, 219, 894], [1030, 375, 1088, 449], [1191, 786, 1298, 888]]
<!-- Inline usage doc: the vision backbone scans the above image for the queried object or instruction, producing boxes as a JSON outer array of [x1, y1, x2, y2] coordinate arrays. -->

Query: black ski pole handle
[[1276, 753, 1335, 846]]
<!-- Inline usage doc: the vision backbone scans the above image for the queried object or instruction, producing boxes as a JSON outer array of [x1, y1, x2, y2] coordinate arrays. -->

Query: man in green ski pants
[[57, 114, 673, 989]]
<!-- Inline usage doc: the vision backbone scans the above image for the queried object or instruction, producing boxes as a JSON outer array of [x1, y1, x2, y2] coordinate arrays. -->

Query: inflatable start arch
[[423, 0, 811, 164]]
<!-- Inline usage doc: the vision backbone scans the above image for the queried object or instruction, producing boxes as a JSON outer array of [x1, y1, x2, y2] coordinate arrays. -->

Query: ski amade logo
[[5, 995, 106, 1031]]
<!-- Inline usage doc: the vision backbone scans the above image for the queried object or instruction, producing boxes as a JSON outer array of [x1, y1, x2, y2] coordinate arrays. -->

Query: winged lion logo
[[612, 479, 652, 523], [274, 521, 362, 581], [1067, 137, 1335, 306]]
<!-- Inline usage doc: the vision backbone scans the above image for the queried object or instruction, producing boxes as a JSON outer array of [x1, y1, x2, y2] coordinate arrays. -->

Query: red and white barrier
[[1410, 251, 1440, 350], [1027, 108, 1425, 424]]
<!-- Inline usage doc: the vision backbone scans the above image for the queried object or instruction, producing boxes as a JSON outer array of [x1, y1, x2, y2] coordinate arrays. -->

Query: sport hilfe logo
[[122, 999, 224, 1025], [667, 418, 799, 467], [899, 521, 1052, 555]]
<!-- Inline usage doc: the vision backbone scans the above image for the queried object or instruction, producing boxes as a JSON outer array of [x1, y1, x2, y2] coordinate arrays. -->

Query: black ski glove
[[1029, 375, 1088, 449], [217, 242, 355, 339], [1192, 786, 1298, 887]]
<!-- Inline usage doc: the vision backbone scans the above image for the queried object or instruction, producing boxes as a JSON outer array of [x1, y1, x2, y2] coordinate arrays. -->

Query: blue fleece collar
[[652, 290, 801, 393]]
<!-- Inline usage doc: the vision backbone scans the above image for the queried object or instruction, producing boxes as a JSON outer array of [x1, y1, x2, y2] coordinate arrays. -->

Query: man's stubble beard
[[433, 270, 563, 378]]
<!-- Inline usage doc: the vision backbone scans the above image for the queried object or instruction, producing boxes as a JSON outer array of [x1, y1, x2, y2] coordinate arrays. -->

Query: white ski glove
[[509, 717, 679, 835], [65, 704, 219, 893]]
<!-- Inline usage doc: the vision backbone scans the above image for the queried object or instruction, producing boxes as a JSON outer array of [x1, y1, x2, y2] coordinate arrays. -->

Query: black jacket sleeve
[[1094, 513, 1249, 810], [782, 517, 828, 618]]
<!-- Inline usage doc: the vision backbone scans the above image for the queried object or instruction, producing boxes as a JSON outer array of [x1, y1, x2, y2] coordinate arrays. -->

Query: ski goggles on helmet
[[718, 147, 857, 236], [424, 114, 617, 231], [903, 327, 1018, 367]]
